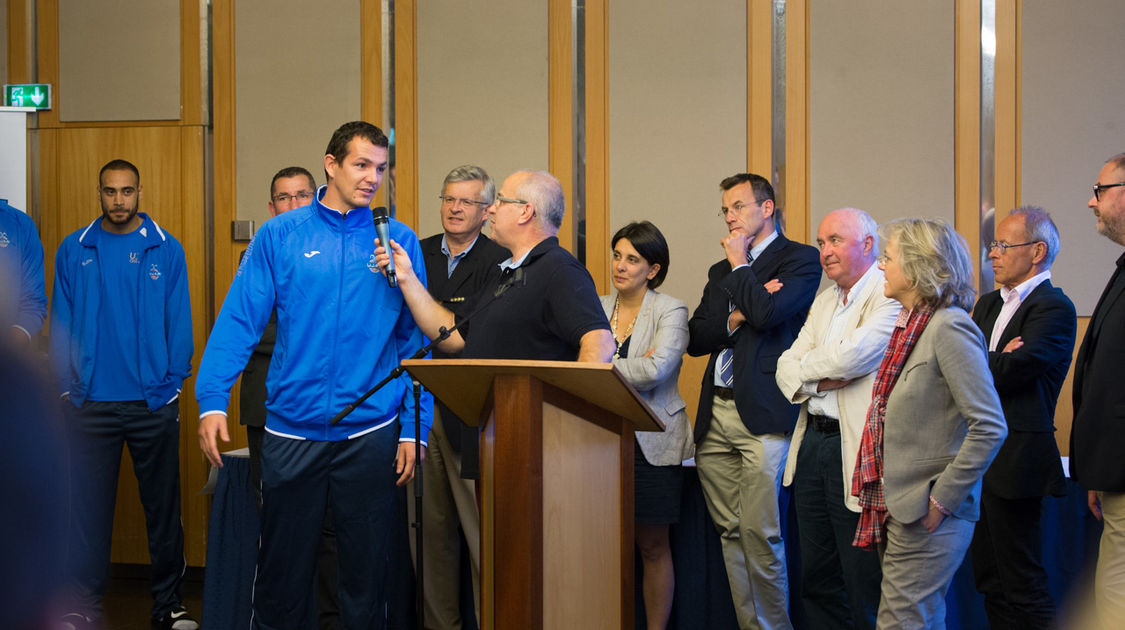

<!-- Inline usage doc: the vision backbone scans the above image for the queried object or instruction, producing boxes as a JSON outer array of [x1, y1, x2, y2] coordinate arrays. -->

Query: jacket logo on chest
[[148, 264, 162, 280], [129, 252, 140, 264], [367, 253, 379, 274], [0, 232, 9, 248]]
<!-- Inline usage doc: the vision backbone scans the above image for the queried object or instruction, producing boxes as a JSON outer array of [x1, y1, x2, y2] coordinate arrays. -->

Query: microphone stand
[[330, 267, 523, 426], [328, 268, 523, 626]]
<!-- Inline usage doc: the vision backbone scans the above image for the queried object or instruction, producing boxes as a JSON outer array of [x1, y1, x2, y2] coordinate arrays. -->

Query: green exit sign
[[4, 84, 52, 110]]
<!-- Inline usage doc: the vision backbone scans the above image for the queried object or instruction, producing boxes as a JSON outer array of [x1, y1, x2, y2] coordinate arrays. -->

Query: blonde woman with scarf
[[851, 218, 1007, 629]]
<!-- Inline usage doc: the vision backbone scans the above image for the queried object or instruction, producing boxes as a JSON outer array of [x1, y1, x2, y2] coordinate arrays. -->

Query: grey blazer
[[601, 290, 695, 466], [883, 307, 1007, 523]]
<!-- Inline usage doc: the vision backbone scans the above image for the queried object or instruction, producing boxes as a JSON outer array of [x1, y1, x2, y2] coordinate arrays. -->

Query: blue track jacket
[[49, 213, 194, 411], [196, 189, 432, 443], [0, 200, 47, 338]]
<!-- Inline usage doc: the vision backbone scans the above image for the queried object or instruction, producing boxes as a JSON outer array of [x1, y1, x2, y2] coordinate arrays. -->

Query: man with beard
[[50, 159, 196, 629], [1072, 152, 1125, 627]]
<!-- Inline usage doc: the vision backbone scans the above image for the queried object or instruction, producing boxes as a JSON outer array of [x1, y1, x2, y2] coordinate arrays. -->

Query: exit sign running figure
[[4, 84, 52, 110]]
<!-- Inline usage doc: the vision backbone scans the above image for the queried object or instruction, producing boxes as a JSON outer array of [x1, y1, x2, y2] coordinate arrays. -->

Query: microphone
[[373, 206, 397, 287]]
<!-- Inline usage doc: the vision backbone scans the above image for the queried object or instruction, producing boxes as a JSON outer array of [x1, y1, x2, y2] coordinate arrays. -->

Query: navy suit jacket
[[688, 233, 821, 438], [971, 280, 1073, 498], [1071, 255, 1125, 491], [421, 232, 509, 477]]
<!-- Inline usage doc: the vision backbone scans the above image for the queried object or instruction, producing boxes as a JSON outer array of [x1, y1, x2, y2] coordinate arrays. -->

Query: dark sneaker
[[152, 605, 199, 630], [60, 613, 98, 630]]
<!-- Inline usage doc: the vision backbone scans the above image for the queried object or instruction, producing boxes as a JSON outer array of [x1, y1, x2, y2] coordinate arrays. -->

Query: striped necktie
[[718, 251, 752, 387]]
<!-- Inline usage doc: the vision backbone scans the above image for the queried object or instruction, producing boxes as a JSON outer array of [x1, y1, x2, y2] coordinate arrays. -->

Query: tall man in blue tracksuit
[[49, 159, 197, 630], [196, 121, 432, 630]]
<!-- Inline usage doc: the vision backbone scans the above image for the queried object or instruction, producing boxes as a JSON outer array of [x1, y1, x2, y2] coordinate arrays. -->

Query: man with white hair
[[776, 208, 899, 630]]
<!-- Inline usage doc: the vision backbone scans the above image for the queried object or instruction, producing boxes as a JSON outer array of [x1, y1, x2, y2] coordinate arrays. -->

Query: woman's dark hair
[[611, 221, 670, 289]]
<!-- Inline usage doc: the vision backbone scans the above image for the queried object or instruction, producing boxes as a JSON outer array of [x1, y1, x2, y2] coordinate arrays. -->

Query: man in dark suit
[[419, 164, 509, 630], [1072, 153, 1125, 625], [969, 206, 1075, 629], [241, 166, 317, 501], [688, 172, 820, 630]]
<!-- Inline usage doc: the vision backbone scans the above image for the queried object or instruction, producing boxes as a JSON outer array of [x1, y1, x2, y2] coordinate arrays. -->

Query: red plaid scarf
[[851, 305, 934, 549]]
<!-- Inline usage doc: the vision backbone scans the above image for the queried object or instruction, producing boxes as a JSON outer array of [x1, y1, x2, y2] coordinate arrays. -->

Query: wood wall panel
[[585, 0, 609, 292], [548, 0, 574, 254], [39, 126, 209, 565], [954, 0, 981, 278], [37, 0, 202, 129], [178, 125, 209, 562], [395, 0, 419, 230], [747, 0, 772, 176], [211, 0, 236, 324], [994, 0, 1020, 217], [34, 0, 210, 566], [6, 0, 31, 83], [784, 0, 809, 244]]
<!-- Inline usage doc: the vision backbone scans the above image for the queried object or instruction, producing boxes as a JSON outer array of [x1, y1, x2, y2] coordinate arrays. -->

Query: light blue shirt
[[441, 234, 480, 278]]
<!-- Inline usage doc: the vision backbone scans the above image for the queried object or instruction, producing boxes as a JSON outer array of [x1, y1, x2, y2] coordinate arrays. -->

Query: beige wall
[[1021, 0, 1125, 314], [234, 0, 361, 226], [415, 0, 549, 240], [608, 0, 747, 308], [58, 0, 181, 122], [810, 0, 955, 244]]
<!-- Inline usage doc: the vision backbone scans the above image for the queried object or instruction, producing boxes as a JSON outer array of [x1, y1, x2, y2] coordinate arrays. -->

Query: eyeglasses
[[493, 194, 528, 206], [439, 195, 490, 209], [1093, 182, 1125, 202], [272, 191, 315, 204], [987, 241, 1038, 253], [719, 200, 763, 217]]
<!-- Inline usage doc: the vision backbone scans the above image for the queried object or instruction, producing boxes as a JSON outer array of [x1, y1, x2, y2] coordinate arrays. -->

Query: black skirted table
[[201, 452, 1100, 629]]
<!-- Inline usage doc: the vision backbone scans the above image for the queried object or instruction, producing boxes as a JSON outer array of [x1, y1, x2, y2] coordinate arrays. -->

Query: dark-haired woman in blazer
[[601, 221, 694, 630]]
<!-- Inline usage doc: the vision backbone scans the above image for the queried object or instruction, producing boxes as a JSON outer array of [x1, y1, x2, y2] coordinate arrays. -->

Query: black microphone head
[[373, 206, 390, 222]]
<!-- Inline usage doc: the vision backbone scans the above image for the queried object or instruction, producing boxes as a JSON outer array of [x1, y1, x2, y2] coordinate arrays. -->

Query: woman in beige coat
[[600, 221, 694, 630]]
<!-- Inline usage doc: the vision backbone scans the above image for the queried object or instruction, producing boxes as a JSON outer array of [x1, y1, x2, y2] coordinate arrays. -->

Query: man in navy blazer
[[419, 165, 509, 630], [969, 207, 1075, 629], [1072, 153, 1125, 625], [688, 172, 820, 630]]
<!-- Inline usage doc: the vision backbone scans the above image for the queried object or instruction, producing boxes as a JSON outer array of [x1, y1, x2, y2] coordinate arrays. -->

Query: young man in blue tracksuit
[[49, 160, 196, 630], [196, 121, 432, 630], [0, 199, 47, 347]]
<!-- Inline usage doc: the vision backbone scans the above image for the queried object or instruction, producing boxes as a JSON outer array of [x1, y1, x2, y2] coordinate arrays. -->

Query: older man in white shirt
[[776, 208, 900, 630]]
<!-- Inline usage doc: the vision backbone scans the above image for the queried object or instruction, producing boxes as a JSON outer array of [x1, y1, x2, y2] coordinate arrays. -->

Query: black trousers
[[792, 425, 881, 630], [254, 428, 397, 630], [970, 487, 1056, 630], [66, 400, 186, 619]]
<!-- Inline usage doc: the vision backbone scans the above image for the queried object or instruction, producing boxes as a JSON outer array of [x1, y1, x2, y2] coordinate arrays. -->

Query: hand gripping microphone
[[372, 206, 397, 287]]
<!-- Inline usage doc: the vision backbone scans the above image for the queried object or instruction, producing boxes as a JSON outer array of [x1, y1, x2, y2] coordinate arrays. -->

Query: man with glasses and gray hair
[[418, 164, 509, 630], [969, 206, 1075, 629], [1072, 153, 1125, 627], [375, 168, 614, 369]]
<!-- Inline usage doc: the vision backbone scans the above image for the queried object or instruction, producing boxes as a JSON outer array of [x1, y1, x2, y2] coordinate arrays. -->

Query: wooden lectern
[[402, 359, 664, 630]]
